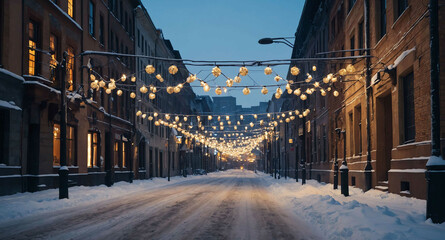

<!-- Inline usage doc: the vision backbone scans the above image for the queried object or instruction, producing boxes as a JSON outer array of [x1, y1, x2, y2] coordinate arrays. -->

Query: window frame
[[28, 20, 41, 76], [68, 0, 74, 18], [87, 131, 100, 168], [99, 14, 104, 44], [88, 0, 95, 37], [402, 71, 415, 143], [66, 46, 75, 91]]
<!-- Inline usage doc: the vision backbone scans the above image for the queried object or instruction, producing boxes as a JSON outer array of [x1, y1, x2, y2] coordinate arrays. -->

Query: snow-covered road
[[0, 170, 320, 240]]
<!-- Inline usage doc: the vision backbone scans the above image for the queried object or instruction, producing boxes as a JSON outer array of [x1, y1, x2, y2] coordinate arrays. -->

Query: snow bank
[[1, 170, 444, 239], [260, 172, 445, 240], [0, 174, 207, 223]]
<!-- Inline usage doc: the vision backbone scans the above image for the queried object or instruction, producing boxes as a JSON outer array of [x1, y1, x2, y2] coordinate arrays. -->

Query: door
[[376, 94, 393, 181]]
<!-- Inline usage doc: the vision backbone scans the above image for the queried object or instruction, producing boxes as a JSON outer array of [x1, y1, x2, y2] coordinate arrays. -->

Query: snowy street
[[1, 170, 444, 240]]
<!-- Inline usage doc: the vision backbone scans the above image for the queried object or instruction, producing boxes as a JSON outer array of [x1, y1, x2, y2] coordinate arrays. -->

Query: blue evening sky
[[142, 0, 305, 108]]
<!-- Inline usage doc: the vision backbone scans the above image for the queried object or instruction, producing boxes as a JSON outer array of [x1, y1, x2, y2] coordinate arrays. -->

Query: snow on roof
[[48, 1, 83, 31], [387, 47, 416, 70], [23, 81, 61, 94], [0, 68, 24, 82], [0, 100, 21, 111]]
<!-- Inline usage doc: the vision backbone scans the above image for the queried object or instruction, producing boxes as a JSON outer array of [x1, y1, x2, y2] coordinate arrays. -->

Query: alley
[[0, 171, 320, 240]]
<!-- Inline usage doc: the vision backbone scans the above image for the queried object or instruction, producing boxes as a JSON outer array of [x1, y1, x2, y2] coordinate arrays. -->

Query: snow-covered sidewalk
[[1, 170, 444, 239], [260, 172, 445, 240]]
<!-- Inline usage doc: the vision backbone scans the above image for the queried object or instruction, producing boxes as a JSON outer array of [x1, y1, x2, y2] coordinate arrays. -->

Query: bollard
[[340, 163, 349, 196]]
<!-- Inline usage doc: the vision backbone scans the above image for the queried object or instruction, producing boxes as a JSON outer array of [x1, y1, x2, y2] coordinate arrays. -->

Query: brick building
[[282, 0, 445, 199], [0, 0, 198, 196]]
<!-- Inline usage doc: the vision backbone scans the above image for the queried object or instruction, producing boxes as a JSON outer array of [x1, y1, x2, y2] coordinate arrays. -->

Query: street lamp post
[[58, 52, 69, 199], [301, 103, 307, 185]]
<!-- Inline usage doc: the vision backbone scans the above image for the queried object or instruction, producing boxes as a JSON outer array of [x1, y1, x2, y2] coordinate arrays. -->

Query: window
[[28, 20, 40, 75], [348, 0, 357, 13], [0, 109, 8, 165], [119, 1, 123, 22], [122, 142, 126, 167], [350, 35, 355, 56], [87, 132, 99, 167], [53, 124, 76, 166], [99, 15, 104, 44], [114, 141, 119, 167], [88, 1, 95, 37], [66, 47, 74, 91], [355, 105, 362, 155], [403, 72, 415, 142], [137, 29, 140, 47], [68, 0, 74, 18], [349, 112, 353, 156], [323, 125, 327, 162], [378, 0, 387, 40], [358, 21, 364, 54], [395, 0, 408, 20], [67, 125, 75, 166], [49, 34, 58, 82], [110, 31, 114, 51]]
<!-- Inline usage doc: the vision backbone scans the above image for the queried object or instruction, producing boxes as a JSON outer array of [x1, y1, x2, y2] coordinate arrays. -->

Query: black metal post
[[334, 128, 340, 190], [340, 130, 349, 196], [278, 124, 281, 179], [167, 135, 171, 181], [58, 52, 69, 199], [426, 0, 445, 224], [285, 122, 288, 180], [302, 105, 307, 185], [364, 0, 373, 191]]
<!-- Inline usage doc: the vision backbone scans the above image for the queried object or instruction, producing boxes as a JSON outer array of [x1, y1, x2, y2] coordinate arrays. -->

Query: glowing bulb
[[264, 66, 273, 75], [145, 65, 155, 74], [168, 65, 178, 75], [291, 66, 300, 76], [261, 86, 268, 95], [243, 87, 250, 95], [117, 89, 123, 96], [203, 84, 210, 92], [312, 65, 317, 71], [212, 66, 221, 77], [239, 66, 248, 76], [215, 87, 222, 95]]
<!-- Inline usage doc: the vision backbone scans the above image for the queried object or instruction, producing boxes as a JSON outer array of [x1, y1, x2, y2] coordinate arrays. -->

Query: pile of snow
[[1, 170, 444, 239], [0, 174, 208, 223], [260, 172, 445, 239]]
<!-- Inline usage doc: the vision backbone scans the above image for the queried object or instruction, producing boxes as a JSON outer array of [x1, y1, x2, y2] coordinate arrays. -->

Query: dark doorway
[[376, 93, 393, 181]]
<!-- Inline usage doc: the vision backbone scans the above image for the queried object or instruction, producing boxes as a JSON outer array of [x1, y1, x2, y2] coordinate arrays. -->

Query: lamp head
[[258, 38, 274, 45]]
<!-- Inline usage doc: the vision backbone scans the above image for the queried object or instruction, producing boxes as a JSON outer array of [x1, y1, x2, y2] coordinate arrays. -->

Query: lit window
[[53, 124, 61, 166], [53, 124, 76, 166], [28, 21, 39, 75], [49, 34, 58, 81], [114, 141, 119, 167], [68, 0, 74, 18], [122, 142, 126, 167], [87, 132, 99, 167], [67, 47, 74, 91]]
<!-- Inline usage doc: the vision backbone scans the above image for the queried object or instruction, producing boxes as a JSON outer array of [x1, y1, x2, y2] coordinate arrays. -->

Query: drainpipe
[[363, 0, 373, 191]]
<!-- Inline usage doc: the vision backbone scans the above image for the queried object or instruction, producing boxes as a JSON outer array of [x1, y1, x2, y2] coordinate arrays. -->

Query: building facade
[[0, 0, 200, 196], [280, 0, 445, 199]]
